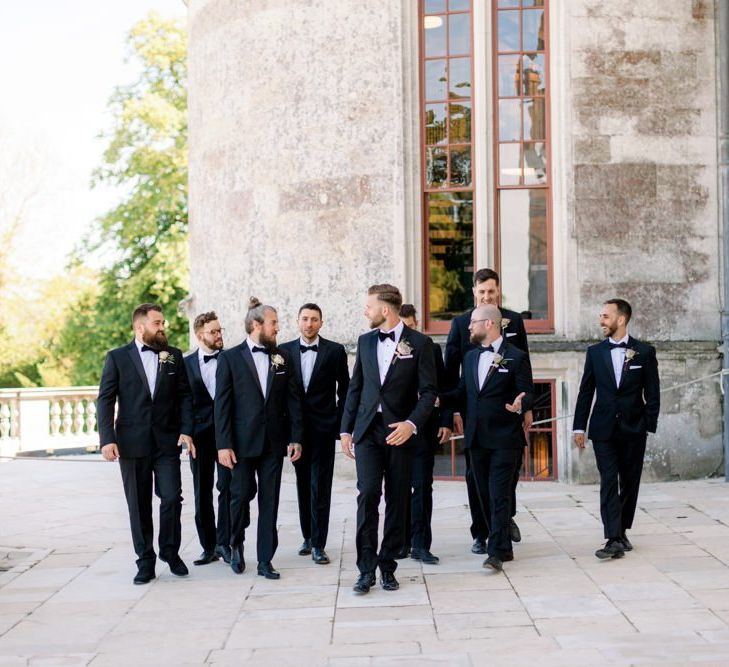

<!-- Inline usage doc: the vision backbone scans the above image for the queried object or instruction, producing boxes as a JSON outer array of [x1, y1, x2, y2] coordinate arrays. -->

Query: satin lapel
[[601, 340, 618, 389], [618, 337, 636, 389], [264, 351, 276, 402], [241, 344, 264, 396], [290, 343, 303, 385], [479, 340, 506, 393], [308, 339, 327, 390], [366, 331, 381, 387], [152, 359, 162, 400], [383, 328, 410, 387], [127, 342, 152, 397], [188, 352, 211, 400], [472, 350, 480, 391]]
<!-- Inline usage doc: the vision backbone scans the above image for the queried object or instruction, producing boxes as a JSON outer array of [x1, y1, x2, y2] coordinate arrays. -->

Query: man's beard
[[368, 311, 386, 329], [204, 336, 224, 351], [602, 323, 617, 338], [142, 329, 168, 350], [469, 331, 485, 346], [258, 330, 277, 350]]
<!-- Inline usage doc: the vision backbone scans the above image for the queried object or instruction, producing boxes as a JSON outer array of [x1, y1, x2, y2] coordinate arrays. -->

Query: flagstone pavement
[[1, 456, 729, 666]]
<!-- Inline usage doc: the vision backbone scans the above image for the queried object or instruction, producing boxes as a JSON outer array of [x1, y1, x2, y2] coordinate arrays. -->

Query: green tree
[[58, 12, 189, 385]]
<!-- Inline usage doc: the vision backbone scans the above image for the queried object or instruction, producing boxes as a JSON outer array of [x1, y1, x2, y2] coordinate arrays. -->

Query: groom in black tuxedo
[[446, 304, 533, 572], [97, 303, 194, 584], [280, 303, 350, 565], [183, 311, 232, 566], [573, 299, 660, 560], [341, 284, 437, 594], [215, 297, 304, 579], [444, 268, 531, 553]]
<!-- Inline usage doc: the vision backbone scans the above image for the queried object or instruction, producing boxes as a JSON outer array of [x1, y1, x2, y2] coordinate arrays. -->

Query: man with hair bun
[[215, 297, 304, 579]]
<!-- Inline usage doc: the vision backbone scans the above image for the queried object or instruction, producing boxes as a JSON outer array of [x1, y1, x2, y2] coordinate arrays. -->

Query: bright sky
[[0, 0, 186, 281]]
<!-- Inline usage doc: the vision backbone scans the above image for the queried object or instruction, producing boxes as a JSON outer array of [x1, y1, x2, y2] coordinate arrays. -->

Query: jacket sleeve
[[176, 350, 194, 437], [643, 346, 660, 433], [406, 337, 437, 431], [97, 351, 119, 447], [340, 338, 363, 435], [433, 344, 453, 428], [514, 351, 534, 413], [573, 349, 596, 432], [516, 315, 530, 358], [214, 352, 234, 451], [335, 345, 351, 432], [287, 354, 305, 444], [443, 317, 463, 391]]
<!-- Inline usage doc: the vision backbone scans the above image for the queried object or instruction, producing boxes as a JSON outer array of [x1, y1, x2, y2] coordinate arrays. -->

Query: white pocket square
[[506, 332, 517, 337], [275, 371, 285, 375], [397, 354, 414, 359], [498, 369, 509, 373], [629, 365, 642, 370]]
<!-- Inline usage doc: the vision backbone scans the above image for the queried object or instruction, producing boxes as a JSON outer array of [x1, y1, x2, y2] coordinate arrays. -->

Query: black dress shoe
[[410, 548, 440, 564], [353, 571, 376, 594], [595, 539, 625, 560], [509, 518, 522, 543], [471, 538, 487, 554], [394, 547, 410, 559], [380, 571, 399, 591], [500, 551, 514, 562], [483, 555, 503, 571], [215, 544, 232, 564], [193, 550, 219, 566], [161, 555, 189, 577], [230, 545, 245, 574], [257, 562, 281, 579], [133, 568, 156, 585], [620, 533, 633, 551], [311, 548, 330, 564], [298, 539, 312, 556]]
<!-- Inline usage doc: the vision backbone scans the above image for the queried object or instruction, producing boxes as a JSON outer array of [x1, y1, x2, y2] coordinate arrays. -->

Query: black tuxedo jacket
[[97, 341, 193, 457], [184, 350, 215, 438], [427, 342, 453, 432], [279, 337, 350, 439], [340, 326, 437, 443], [444, 307, 529, 390], [447, 341, 533, 449], [573, 337, 660, 440], [214, 343, 304, 457]]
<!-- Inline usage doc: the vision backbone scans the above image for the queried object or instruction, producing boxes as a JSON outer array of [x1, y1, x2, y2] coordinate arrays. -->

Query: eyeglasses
[[204, 328, 225, 336], [469, 319, 489, 325]]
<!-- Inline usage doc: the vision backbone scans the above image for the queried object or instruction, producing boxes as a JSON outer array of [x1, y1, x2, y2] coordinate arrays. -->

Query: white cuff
[[406, 420, 417, 434], [573, 430, 585, 434]]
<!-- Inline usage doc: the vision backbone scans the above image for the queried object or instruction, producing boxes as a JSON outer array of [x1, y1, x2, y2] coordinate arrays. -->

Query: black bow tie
[[378, 330, 396, 342], [140, 345, 158, 354], [610, 341, 628, 348], [203, 352, 219, 363], [251, 346, 268, 354], [300, 344, 318, 353], [480, 344, 495, 353]]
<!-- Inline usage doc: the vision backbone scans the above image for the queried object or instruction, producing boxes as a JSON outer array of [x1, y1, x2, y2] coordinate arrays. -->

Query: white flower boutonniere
[[625, 349, 638, 362], [271, 353, 285, 370], [501, 318, 511, 330], [491, 353, 511, 369], [395, 340, 413, 358], [158, 351, 175, 365]]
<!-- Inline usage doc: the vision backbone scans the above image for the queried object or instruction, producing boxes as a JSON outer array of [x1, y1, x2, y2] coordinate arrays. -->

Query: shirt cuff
[[573, 430, 585, 434], [406, 420, 417, 434], [454, 412, 461, 417], [339, 433, 351, 439]]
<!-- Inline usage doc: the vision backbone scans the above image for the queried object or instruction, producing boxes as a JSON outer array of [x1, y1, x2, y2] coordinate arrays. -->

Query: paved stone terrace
[[1, 457, 729, 666]]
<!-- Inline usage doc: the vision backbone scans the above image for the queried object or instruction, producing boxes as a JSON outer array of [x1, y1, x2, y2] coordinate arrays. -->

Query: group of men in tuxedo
[[97, 271, 659, 588]]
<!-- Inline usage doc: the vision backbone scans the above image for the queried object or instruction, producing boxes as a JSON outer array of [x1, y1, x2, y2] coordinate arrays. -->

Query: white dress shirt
[[609, 333, 629, 386], [198, 348, 218, 399], [477, 336, 503, 389], [135, 338, 158, 396], [299, 336, 319, 392], [246, 337, 269, 397], [377, 321, 404, 403]]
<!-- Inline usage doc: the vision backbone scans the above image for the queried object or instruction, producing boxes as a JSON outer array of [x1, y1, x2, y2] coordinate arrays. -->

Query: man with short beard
[[215, 297, 304, 579], [97, 303, 195, 585], [340, 284, 437, 594]]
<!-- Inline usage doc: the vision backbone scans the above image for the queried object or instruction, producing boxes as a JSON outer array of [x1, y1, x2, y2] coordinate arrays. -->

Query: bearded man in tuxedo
[[340, 284, 437, 594], [97, 303, 195, 584]]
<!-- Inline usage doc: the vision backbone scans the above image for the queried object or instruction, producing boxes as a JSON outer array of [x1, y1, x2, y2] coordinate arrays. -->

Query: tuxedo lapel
[[383, 327, 412, 387], [366, 331, 381, 387], [308, 338, 327, 389], [127, 342, 152, 397], [151, 360, 162, 400], [618, 337, 636, 389], [291, 343, 304, 385], [600, 340, 618, 389], [241, 344, 264, 396], [188, 350, 212, 400], [264, 356, 275, 402], [479, 340, 506, 393]]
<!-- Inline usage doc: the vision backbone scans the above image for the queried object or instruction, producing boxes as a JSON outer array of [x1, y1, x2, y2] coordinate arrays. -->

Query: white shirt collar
[[379, 320, 404, 339], [609, 333, 629, 345], [135, 338, 149, 353], [299, 336, 320, 347], [198, 346, 218, 361], [246, 337, 264, 352], [483, 336, 503, 351]]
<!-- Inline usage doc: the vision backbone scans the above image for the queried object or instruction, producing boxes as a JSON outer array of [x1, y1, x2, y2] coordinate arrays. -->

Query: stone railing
[[0, 387, 99, 458]]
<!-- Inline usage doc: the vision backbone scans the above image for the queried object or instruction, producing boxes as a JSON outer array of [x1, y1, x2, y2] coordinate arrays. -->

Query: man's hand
[[573, 433, 586, 449], [386, 421, 415, 446], [218, 448, 237, 469], [437, 427, 452, 444], [506, 392, 526, 414], [178, 434, 196, 459], [523, 409, 533, 430], [288, 443, 302, 462], [340, 434, 355, 459], [453, 413, 464, 436], [101, 443, 119, 462]]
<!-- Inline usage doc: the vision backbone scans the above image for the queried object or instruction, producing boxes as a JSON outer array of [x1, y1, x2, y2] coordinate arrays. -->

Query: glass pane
[[523, 0, 545, 7], [498, 99, 521, 141], [450, 146, 472, 187], [449, 57, 471, 99], [523, 9, 545, 51], [499, 189, 548, 319], [499, 144, 520, 185], [425, 0, 447, 12], [425, 147, 448, 188], [523, 97, 545, 140], [499, 0, 520, 6], [498, 10, 520, 51], [425, 103, 448, 145], [424, 15, 447, 57], [449, 101, 471, 143], [498, 54, 521, 96], [522, 54, 546, 94], [523, 141, 547, 184], [449, 12, 471, 56], [427, 192, 474, 320], [448, 0, 470, 10], [425, 59, 447, 101]]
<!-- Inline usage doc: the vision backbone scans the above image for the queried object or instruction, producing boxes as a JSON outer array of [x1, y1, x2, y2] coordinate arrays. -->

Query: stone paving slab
[[0, 457, 728, 665]]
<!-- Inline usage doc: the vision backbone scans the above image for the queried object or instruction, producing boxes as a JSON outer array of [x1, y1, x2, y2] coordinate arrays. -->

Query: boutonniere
[[491, 353, 511, 369], [625, 349, 638, 362], [395, 340, 413, 358], [501, 318, 511, 330], [158, 351, 175, 365], [270, 353, 285, 370]]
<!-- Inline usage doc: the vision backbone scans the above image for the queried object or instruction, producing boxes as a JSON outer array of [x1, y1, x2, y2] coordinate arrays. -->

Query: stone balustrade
[[0, 387, 99, 458]]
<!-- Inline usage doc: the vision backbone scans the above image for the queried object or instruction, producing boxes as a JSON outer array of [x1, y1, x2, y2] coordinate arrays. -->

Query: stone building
[[186, 0, 725, 482]]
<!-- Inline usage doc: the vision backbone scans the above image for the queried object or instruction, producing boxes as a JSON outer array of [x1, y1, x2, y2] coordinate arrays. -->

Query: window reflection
[[449, 12, 471, 56], [425, 59, 447, 101], [522, 9, 544, 51], [449, 57, 471, 99], [425, 103, 448, 144], [450, 146, 472, 186], [523, 142, 547, 184], [498, 54, 520, 96], [425, 147, 448, 188], [522, 54, 545, 94], [498, 99, 521, 141], [523, 97, 545, 140], [498, 10, 520, 51], [425, 0, 446, 13], [424, 15, 447, 57], [449, 101, 471, 143], [499, 143, 520, 185]]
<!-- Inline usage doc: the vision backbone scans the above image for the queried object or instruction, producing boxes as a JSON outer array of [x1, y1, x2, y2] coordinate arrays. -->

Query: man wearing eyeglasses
[[184, 312, 232, 566]]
